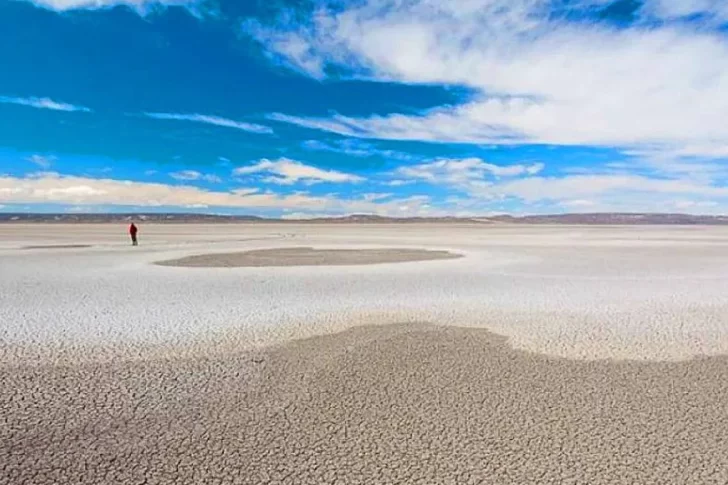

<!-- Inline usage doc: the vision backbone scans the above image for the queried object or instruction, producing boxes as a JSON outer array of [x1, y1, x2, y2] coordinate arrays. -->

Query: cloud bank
[[0, 172, 434, 216], [4, 158, 728, 216]]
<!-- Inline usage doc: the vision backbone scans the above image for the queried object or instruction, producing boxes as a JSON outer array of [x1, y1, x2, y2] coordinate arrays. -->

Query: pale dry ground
[[156, 246, 461, 267], [2, 324, 727, 484], [2, 223, 728, 361], [2, 224, 728, 484]]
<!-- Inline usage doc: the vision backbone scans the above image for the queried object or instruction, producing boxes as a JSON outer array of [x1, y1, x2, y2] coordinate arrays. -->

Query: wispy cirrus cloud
[[392, 158, 544, 189], [169, 170, 222, 183], [0, 95, 91, 112], [250, 0, 728, 160], [22, 0, 199, 13], [641, 0, 728, 23], [145, 112, 273, 134], [362, 192, 393, 201], [26, 154, 56, 169], [269, 111, 522, 144], [383, 179, 415, 187], [233, 157, 364, 185], [302, 138, 414, 160]]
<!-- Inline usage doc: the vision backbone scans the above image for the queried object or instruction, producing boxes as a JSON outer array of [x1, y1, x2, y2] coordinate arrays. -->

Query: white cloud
[[546, 193, 726, 215], [525, 163, 546, 175], [145, 112, 273, 134], [0, 95, 90, 112], [619, 146, 728, 184], [0, 172, 438, 216], [280, 211, 336, 220], [65, 205, 95, 213], [302, 139, 371, 157], [169, 170, 222, 183], [27, 155, 55, 169], [385, 155, 728, 214], [640, 1, 728, 23], [560, 199, 596, 209], [252, 0, 728, 159], [171, 170, 200, 180], [673, 199, 719, 210], [302, 139, 375, 157], [392, 158, 544, 189], [482, 174, 728, 203], [27, 171, 62, 179], [23, 0, 197, 12], [302, 138, 414, 160], [233, 157, 364, 185], [362, 192, 392, 201], [2, 169, 728, 216], [383, 179, 415, 187], [268, 111, 521, 144]]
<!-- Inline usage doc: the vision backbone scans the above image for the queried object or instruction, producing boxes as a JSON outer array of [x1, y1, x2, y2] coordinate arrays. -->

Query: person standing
[[129, 222, 139, 246]]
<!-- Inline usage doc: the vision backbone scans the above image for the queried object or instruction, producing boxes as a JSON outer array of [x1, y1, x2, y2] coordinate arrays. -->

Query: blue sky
[[2, 0, 728, 217]]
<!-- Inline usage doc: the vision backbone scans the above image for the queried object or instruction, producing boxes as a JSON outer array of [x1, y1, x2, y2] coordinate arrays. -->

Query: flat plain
[[1, 223, 727, 484]]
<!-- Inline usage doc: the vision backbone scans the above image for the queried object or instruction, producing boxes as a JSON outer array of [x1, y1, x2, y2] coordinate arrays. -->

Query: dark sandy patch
[[20, 244, 93, 250], [155, 246, 462, 267], [2, 323, 727, 484]]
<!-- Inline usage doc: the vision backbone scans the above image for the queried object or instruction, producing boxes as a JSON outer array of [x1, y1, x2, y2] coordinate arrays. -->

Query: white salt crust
[[2, 223, 728, 364]]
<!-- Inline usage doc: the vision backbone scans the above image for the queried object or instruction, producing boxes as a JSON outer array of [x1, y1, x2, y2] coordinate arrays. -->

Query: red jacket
[[129, 224, 138, 235]]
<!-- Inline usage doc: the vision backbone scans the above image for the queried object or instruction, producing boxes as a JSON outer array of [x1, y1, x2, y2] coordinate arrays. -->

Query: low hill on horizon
[[2, 212, 728, 225]]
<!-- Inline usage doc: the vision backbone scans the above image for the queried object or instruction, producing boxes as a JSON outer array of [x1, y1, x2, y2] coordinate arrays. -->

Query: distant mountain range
[[2, 212, 728, 225]]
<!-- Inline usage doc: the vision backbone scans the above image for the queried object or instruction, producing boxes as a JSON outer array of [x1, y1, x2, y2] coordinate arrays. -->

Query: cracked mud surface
[[5, 224, 728, 361], [20, 244, 93, 250], [155, 247, 462, 267], [3, 323, 727, 484]]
